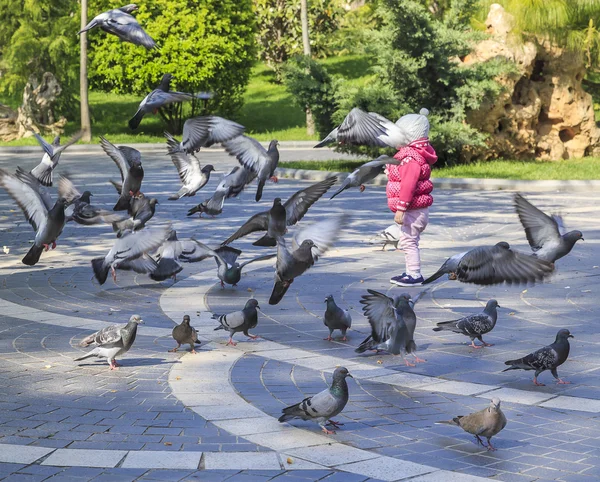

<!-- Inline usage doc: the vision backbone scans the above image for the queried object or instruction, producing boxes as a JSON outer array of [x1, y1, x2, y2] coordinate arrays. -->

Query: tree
[[300, 0, 315, 135], [87, 0, 257, 131], [80, 0, 92, 141]]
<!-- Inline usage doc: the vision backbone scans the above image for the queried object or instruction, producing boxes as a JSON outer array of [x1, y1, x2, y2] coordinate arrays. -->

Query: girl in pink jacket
[[386, 109, 438, 286]]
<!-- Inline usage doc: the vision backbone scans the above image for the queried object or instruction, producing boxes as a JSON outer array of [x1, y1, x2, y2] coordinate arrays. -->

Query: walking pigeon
[[422, 242, 554, 286], [222, 136, 279, 201], [436, 398, 507, 451], [165, 132, 214, 199], [433, 299, 500, 348], [0, 169, 67, 266], [503, 328, 573, 386], [170, 315, 201, 353], [212, 299, 260, 345], [112, 193, 158, 237], [58, 175, 126, 226], [183, 240, 275, 288], [79, 4, 156, 50], [100, 136, 144, 211], [129, 74, 207, 130], [278, 367, 352, 435], [323, 295, 352, 341], [222, 177, 337, 247], [269, 214, 345, 305], [30, 131, 82, 186], [329, 156, 393, 199], [180, 115, 245, 154], [356, 289, 426, 366], [514, 193, 583, 263], [91, 226, 170, 284], [74, 315, 143, 369]]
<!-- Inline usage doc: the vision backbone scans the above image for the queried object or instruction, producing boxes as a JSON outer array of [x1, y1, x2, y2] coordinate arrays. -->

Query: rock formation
[[463, 4, 600, 160]]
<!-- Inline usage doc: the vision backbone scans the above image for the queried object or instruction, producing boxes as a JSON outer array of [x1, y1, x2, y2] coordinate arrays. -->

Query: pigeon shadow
[[76, 357, 175, 368]]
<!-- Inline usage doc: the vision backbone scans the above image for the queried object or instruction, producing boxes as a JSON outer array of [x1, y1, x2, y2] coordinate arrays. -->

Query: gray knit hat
[[395, 108, 430, 143]]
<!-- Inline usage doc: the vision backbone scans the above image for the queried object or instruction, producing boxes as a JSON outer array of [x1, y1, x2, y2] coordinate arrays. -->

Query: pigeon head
[[556, 329, 574, 341], [245, 299, 260, 310], [487, 299, 500, 309], [182, 315, 190, 324], [495, 242, 510, 250], [52, 135, 61, 146], [80, 191, 93, 203], [565, 230, 584, 244], [202, 164, 215, 173], [333, 366, 353, 380], [300, 239, 317, 249], [149, 198, 159, 206], [395, 293, 412, 305], [121, 4, 139, 13], [56, 197, 68, 207], [325, 294, 334, 303], [489, 398, 501, 411], [272, 197, 282, 206], [130, 315, 144, 324], [268, 140, 280, 151]]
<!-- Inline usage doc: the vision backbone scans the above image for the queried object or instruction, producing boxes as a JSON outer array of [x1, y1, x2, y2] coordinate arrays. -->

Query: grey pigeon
[[165, 132, 214, 199], [180, 115, 245, 154], [356, 289, 427, 366], [222, 136, 279, 201], [436, 398, 507, 451], [58, 175, 126, 226], [278, 367, 352, 435], [433, 299, 500, 348], [183, 240, 275, 288], [79, 4, 156, 50], [503, 328, 573, 386], [150, 230, 192, 281], [187, 189, 226, 218], [170, 315, 201, 353], [215, 165, 256, 200], [0, 169, 67, 266], [422, 242, 554, 286], [112, 193, 158, 237], [129, 74, 209, 130], [514, 193, 583, 263], [330, 156, 393, 199], [269, 214, 344, 305], [315, 108, 411, 149], [222, 177, 337, 247], [100, 136, 144, 211], [91, 226, 170, 284], [30, 131, 82, 186], [74, 315, 143, 369], [323, 295, 352, 341], [212, 299, 260, 345]]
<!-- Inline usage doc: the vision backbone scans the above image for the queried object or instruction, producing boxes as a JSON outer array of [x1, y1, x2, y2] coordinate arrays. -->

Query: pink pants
[[398, 207, 429, 276]]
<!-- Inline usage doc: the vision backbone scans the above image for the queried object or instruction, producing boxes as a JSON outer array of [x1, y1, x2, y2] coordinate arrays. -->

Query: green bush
[[87, 0, 257, 131]]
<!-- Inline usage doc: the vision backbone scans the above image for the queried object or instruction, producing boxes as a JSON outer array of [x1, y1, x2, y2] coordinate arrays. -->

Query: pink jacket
[[386, 138, 438, 213]]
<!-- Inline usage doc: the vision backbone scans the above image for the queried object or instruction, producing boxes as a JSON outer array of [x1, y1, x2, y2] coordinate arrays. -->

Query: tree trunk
[[300, 0, 315, 136], [80, 0, 92, 141]]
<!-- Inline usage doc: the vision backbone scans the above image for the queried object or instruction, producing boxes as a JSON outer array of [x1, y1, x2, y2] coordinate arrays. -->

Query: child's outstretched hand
[[394, 211, 405, 225]]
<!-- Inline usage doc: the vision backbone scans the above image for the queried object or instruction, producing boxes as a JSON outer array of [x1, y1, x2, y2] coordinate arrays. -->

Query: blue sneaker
[[390, 273, 424, 286]]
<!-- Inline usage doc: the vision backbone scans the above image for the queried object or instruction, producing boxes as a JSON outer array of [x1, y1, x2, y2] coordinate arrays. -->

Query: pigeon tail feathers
[[30, 164, 53, 187], [252, 234, 277, 247], [22, 245, 44, 266], [91, 257, 110, 285], [128, 109, 145, 130]]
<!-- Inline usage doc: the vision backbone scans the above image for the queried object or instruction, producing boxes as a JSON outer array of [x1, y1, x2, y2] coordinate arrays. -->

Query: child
[[385, 108, 438, 286]]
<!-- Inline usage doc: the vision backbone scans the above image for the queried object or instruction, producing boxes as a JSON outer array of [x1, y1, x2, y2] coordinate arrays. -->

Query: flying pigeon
[[29, 131, 83, 186], [0, 169, 67, 266], [422, 242, 554, 286], [269, 214, 345, 305], [179, 115, 245, 154], [514, 193, 583, 263], [183, 240, 275, 288], [91, 226, 170, 284], [74, 315, 143, 369], [129, 74, 209, 130], [170, 315, 201, 353], [215, 165, 257, 200], [436, 398, 507, 451], [323, 295, 352, 341], [112, 193, 158, 237], [212, 299, 260, 345], [100, 136, 144, 211], [222, 136, 280, 201], [356, 289, 426, 366], [278, 367, 352, 435], [433, 299, 500, 348], [222, 177, 337, 247], [149, 230, 193, 282], [315, 108, 417, 149], [58, 175, 125, 226], [187, 189, 226, 218], [164, 132, 214, 200], [79, 4, 156, 50], [503, 328, 573, 386], [330, 156, 393, 199]]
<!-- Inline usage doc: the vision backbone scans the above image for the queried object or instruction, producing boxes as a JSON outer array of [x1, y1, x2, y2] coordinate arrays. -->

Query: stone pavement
[[0, 146, 599, 481]]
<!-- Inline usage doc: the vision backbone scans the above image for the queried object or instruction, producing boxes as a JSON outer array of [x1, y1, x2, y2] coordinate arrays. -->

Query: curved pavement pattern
[[0, 148, 599, 481]]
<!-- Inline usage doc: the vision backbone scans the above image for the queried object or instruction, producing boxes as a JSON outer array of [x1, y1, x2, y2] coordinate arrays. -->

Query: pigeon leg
[[232, 283, 237, 287], [327, 420, 344, 427], [359, 184, 366, 192], [475, 435, 485, 447], [551, 368, 570, 384], [533, 377, 545, 386], [320, 425, 336, 435], [244, 332, 259, 340], [469, 340, 484, 349], [43, 243, 50, 251], [111, 266, 117, 282], [448, 272, 458, 280], [486, 438, 496, 451], [226, 337, 237, 346], [412, 354, 426, 363], [477, 336, 494, 347], [51, 241, 57, 250], [109, 359, 120, 370], [169, 343, 181, 353], [270, 176, 278, 183], [324, 336, 333, 341], [220, 280, 225, 289], [403, 358, 416, 367], [189, 343, 197, 354], [341, 335, 348, 341]]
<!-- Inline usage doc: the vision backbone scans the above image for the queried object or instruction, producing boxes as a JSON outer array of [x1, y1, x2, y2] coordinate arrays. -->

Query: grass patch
[[280, 158, 600, 180]]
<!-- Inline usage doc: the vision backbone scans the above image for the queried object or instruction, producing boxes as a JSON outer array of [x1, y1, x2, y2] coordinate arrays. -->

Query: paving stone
[[121, 450, 202, 469], [41, 449, 127, 468], [204, 452, 282, 470]]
